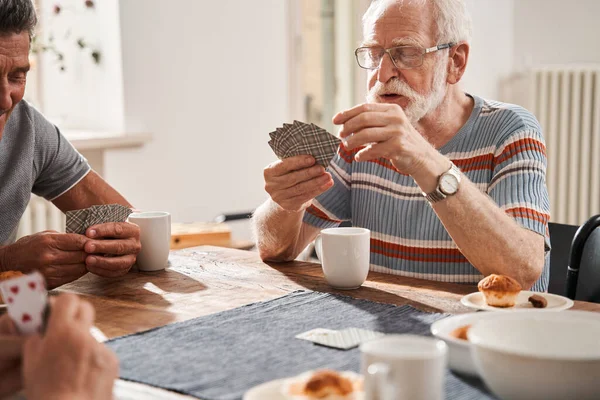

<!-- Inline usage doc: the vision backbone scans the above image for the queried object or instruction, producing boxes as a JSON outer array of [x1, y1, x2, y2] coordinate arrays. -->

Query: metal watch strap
[[423, 163, 461, 204], [424, 188, 447, 203]]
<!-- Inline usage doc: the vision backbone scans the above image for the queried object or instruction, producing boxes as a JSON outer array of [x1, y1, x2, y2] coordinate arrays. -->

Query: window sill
[[62, 130, 152, 151]]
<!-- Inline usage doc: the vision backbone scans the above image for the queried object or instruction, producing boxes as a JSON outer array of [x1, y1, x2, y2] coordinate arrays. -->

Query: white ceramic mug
[[314, 227, 370, 289], [128, 211, 171, 272], [360, 334, 448, 400]]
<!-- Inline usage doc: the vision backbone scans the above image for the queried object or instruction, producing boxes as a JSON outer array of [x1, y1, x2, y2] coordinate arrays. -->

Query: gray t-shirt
[[0, 100, 90, 245]]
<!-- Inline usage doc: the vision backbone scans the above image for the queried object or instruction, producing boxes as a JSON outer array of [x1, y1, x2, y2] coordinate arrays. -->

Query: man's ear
[[446, 41, 469, 84]]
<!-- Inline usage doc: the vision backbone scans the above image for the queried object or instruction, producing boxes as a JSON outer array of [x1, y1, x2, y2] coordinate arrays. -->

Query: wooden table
[[58, 246, 600, 339]]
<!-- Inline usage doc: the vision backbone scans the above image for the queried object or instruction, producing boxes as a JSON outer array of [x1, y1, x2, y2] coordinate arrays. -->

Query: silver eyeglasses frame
[[354, 42, 456, 70]]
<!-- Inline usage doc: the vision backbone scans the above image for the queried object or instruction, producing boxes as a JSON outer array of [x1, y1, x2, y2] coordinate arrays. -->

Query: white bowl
[[468, 310, 600, 400], [430, 312, 497, 376]]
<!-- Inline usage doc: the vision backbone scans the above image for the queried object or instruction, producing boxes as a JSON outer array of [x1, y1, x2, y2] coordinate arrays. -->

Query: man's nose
[[0, 81, 13, 113], [377, 52, 400, 83]]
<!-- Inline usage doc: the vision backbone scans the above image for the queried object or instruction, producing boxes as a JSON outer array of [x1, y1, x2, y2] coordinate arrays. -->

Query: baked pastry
[[449, 324, 471, 341], [528, 294, 548, 308], [478, 274, 521, 307], [0, 271, 25, 303], [283, 369, 364, 400]]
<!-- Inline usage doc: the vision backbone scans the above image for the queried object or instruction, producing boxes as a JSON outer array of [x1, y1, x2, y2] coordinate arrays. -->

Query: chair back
[[567, 215, 600, 303], [548, 222, 578, 296]]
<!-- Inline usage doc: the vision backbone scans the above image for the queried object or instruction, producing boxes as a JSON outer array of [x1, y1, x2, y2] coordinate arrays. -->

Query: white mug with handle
[[128, 211, 171, 272], [314, 227, 370, 289], [361, 335, 448, 400]]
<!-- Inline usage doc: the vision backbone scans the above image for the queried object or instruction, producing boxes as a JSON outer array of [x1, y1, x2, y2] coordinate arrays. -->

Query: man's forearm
[[252, 199, 307, 262], [414, 156, 545, 289], [435, 179, 544, 288], [52, 171, 132, 213]]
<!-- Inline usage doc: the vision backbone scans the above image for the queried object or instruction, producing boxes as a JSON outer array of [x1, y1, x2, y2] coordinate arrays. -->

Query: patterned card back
[[65, 204, 133, 234], [267, 121, 341, 167], [66, 209, 89, 234]]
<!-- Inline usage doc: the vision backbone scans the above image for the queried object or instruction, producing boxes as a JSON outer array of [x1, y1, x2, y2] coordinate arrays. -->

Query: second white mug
[[314, 227, 370, 289], [360, 334, 448, 400]]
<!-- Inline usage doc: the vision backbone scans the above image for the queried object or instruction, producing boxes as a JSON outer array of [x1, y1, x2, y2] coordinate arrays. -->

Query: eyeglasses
[[354, 42, 455, 70]]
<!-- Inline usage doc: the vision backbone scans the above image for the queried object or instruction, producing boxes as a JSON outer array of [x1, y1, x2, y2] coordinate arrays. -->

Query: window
[[288, 0, 369, 133]]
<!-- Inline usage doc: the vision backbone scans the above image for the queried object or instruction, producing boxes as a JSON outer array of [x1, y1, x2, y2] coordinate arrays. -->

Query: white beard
[[366, 58, 448, 124]]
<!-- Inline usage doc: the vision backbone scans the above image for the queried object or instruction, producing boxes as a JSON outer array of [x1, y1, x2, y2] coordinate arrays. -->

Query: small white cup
[[128, 211, 171, 272], [360, 334, 448, 400], [314, 227, 370, 289]]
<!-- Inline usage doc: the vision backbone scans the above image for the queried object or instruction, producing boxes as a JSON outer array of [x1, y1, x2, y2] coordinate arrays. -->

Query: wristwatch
[[423, 162, 461, 203]]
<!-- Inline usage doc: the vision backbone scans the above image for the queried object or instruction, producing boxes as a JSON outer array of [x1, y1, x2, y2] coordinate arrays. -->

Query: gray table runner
[[107, 290, 495, 400]]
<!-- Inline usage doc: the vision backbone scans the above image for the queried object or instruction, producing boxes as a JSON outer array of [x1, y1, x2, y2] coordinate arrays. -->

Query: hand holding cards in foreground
[[22, 294, 119, 400], [0, 274, 118, 400], [0, 321, 24, 398]]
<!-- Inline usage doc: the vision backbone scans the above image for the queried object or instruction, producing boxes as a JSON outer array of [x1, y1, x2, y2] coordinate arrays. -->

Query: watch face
[[440, 174, 459, 195]]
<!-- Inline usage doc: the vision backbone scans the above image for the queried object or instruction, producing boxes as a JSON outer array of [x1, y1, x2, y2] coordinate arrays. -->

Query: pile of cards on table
[[268, 120, 342, 167], [0, 272, 48, 335], [296, 327, 385, 350], [66, 204, 133, 235]]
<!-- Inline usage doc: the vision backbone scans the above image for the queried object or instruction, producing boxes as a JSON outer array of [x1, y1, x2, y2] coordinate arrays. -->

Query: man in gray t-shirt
[[0, 3, 141, 288]]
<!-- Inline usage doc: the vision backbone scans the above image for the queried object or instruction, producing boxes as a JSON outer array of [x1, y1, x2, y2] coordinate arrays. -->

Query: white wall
[[513, 0, 600, 69], [36, 0, 124, 130], [106, 0, 289, 226], [460, 0, 515, 100]]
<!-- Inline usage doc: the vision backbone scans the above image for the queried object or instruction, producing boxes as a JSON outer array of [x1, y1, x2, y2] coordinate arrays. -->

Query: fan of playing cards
[[66, 204, 133, 235], [268, 120, 342, 167]]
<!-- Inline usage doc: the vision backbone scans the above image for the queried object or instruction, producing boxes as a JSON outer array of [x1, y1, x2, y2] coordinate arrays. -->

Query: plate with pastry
[[243, 369, 364, 400], [0, 271, 26, 309], [461, 274, 574, 311]]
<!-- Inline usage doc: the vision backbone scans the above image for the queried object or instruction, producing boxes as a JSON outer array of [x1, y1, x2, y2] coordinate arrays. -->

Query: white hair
[[362, 0, 473, 44]]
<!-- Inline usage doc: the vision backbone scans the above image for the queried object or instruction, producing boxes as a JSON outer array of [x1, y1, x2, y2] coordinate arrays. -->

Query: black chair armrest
[[566, 214, 600, 299]]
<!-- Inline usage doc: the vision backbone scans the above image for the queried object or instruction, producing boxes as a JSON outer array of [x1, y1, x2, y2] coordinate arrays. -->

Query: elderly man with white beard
[[252, 0, 550, 291]]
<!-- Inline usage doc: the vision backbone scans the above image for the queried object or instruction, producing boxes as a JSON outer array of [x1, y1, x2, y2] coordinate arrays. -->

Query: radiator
[[16, 196, 65, 239], [502, 66, 600, 225]]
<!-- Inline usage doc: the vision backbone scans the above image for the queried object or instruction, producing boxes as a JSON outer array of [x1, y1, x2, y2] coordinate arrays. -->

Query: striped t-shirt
[[303, 95, 551, 292]]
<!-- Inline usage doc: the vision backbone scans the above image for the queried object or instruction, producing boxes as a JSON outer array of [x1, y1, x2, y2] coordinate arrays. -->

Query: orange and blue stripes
[[304, 95, 551, 291]]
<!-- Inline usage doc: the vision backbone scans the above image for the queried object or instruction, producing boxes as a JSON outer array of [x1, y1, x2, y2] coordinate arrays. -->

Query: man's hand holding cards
[[67, 204, 141, 279], [0, 204, 140, 288], [264, 121, 341, 212]]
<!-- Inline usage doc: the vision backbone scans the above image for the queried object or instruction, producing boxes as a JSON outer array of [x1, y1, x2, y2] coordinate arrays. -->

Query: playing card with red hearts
[[0, 271, 48, 335]]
